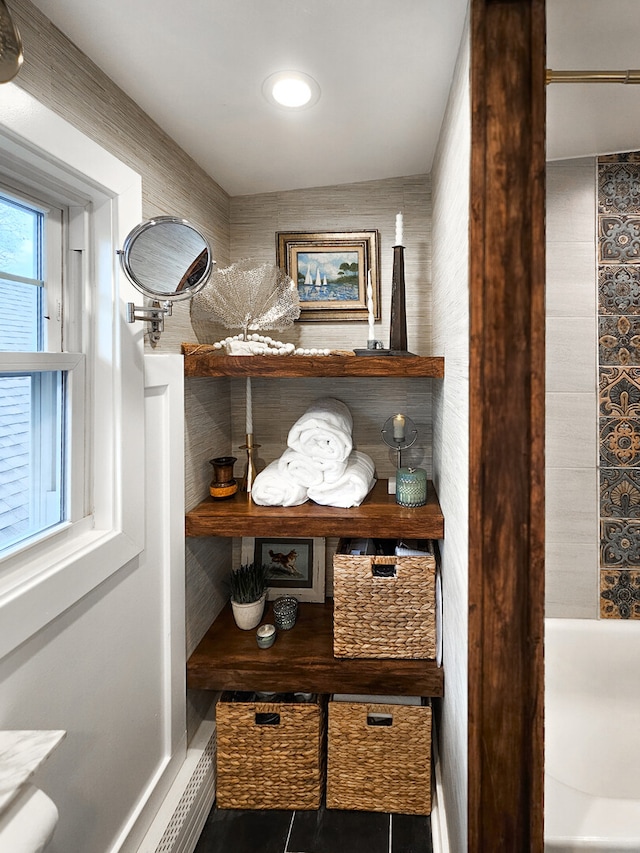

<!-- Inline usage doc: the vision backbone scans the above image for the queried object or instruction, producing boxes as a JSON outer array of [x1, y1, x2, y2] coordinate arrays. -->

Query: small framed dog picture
[[241, 537, 326, 602]]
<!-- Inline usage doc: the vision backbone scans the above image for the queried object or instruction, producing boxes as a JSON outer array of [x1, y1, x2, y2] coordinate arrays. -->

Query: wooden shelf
[[187, 600, 443, 697], [183, 350, 444, 379], [185, 479, 444, 539]]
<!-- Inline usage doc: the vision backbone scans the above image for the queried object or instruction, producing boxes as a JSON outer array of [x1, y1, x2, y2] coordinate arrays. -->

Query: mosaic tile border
[[598, 154, 640, 616]]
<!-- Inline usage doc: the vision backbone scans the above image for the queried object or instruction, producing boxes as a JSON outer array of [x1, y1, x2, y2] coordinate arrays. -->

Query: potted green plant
[[229, 562, 269, 630]]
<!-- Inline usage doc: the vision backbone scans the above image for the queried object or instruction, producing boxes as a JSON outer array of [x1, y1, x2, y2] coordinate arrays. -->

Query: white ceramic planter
[[231, 592, 266, 630]]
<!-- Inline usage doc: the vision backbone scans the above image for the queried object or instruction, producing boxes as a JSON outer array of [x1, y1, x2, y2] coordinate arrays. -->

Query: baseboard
[[430, 719, 450, 853], [136, 712, 216, 853]]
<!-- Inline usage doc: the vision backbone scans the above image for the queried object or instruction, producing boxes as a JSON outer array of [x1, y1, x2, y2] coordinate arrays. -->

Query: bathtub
[[545, 618, 640, 852]]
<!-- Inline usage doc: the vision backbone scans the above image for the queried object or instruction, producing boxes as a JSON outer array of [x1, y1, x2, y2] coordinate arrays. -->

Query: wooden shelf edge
[[187, 601, 444, 698], [185, 479, 444, 539], [182, 349, 445, 379]]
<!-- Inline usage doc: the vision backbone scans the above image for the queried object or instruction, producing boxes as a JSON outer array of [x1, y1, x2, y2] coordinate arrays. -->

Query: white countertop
[[0, 731, 66, 814]]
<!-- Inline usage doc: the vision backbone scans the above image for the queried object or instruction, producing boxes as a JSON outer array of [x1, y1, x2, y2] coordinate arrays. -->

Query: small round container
[[256, 624, 276, 649], [209, 456, 238, 499], [396, 466, 428, 507], [273, 596, 298, 630]]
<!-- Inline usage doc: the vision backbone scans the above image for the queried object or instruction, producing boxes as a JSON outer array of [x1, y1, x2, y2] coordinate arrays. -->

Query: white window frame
[[0, 181, 63, 353], [0, 183, 72, 551], [0, 84, 144, 659]]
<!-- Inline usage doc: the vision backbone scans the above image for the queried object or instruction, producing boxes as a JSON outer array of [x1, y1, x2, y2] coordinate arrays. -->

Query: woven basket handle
[[254, 712, 280, 726], [366, 712, 393, 727], [370, 557, 397, 579]]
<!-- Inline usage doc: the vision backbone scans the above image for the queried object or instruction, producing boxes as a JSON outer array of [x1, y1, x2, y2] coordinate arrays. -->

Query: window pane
[[0, 372, 65, 553], [0, 279, 40, 351], [0, 195, 41, 279]]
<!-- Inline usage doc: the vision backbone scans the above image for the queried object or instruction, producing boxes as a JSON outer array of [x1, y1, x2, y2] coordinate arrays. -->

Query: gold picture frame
[[276, 229, 380, 322]]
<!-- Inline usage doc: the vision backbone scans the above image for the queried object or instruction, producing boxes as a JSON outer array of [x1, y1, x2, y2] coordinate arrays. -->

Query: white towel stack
[[251, 398, 376, 508]]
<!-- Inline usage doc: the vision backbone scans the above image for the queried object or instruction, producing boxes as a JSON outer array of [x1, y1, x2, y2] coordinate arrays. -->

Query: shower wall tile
[[599, 216, 640, 264], [598, 315, 640, 365], [546, 468, 598, 544], [600, 569, 640, 618], [599, 418, 640, 467], [597, 154, 640, 618], [599, 367, 640, 417], [546, 158, 596, 242], [600, 518, 640, 567], [600, 468, 640, 518], [546, 242, 596, 318], [598, 163, 640, 215], [598, 266, 640, 315], [545, 392, 596, 469], [546, 318, 597, 393], [545, 542, 598, 619]]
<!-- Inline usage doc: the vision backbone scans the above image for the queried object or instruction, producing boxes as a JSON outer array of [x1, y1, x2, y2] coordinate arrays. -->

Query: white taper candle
[[395, 212, 403, 246], [367, 270, 375, 340], [246, 376, 253, 435], [393, 413, 406, 441]]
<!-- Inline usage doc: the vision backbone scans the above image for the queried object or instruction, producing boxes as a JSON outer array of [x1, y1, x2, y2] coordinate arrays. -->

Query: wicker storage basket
[[333, 540, 436, 659], [326, 699, 431, 815], [216, 694, 325, 810]]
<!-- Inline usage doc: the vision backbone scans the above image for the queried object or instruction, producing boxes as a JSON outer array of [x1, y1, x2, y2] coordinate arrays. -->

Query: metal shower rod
[[547, 69, 640, 84]]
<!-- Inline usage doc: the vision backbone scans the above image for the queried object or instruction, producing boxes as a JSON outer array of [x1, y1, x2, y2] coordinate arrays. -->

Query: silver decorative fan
[[191, 259, 300, 341]]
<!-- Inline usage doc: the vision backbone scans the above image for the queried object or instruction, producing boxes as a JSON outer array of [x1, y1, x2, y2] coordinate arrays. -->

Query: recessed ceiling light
[[262, 71, 321, 110]]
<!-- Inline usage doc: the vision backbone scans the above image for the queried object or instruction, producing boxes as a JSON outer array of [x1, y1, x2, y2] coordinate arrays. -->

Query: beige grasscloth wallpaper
[[11, 0, 436, 736]]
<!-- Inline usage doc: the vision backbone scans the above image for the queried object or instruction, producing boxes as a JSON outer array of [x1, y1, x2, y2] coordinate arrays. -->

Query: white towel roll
[[277, 447, 348, 488], [307, 450, 376, 508], [250, 459, 309, 507], [277, 447, 324, 488], [287, 398, 353, 462]]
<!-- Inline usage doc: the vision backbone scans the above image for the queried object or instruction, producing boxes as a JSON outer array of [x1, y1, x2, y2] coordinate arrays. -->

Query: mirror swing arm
[[123, 298, 173, 344], [118, 215, 214, 345]]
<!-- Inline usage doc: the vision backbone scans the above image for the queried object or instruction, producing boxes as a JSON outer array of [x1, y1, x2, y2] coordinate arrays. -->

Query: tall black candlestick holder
[[390, 244, 408, 353]]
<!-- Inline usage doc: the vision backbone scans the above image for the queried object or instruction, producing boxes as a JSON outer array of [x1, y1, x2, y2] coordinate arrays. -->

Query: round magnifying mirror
[[120, 216, 213, 301]]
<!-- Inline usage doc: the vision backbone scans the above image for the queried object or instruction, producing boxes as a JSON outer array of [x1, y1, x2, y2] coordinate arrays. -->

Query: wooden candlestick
[[389, 245, 408, 353]]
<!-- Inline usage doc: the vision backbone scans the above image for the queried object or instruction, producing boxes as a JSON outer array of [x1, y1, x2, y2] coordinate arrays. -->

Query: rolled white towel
[[307, 450, 376, 508], [287, 398, 353, 462], [277, 447, 348, 488], [251, 459, 309, 507]]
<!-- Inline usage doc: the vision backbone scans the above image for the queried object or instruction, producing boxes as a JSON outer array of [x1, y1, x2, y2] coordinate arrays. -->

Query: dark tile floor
[[194, 804, 432, 853]]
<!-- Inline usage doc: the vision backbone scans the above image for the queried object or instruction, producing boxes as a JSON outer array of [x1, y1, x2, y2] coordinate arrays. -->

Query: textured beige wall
[[228, 174, 432, 355]]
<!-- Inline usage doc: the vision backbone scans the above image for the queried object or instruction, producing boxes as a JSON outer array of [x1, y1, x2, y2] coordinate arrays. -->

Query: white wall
[[0, 87, 187, 852], [12, 0, 235, 741], [545, 158, 599, 617], [431, 17, 470, 853], [0, 355, 186, 853]]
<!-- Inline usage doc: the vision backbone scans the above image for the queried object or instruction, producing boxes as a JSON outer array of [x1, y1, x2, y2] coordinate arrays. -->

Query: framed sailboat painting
[[276, 229, 380, 321]]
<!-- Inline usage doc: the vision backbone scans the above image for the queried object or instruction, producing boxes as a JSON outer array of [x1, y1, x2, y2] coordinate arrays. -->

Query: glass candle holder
[[396, 466, 427, 507], [256, 623, 276, 649], [273, 596, 298, 630]]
